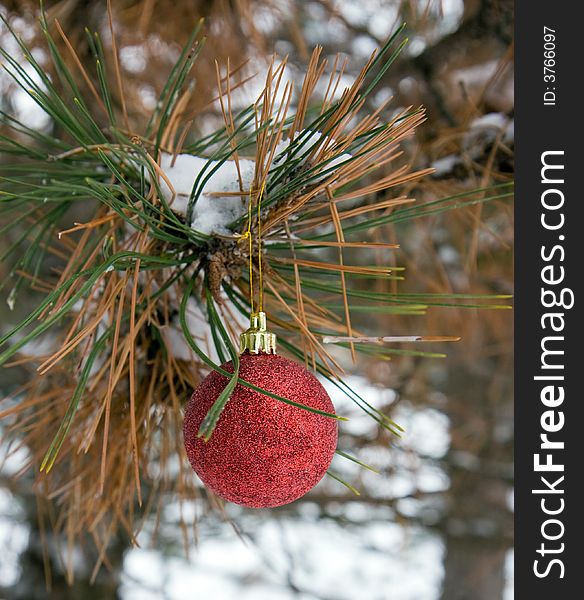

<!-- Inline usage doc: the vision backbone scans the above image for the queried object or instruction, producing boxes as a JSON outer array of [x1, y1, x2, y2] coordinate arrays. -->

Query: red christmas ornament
[[183, 313, 337, 508]]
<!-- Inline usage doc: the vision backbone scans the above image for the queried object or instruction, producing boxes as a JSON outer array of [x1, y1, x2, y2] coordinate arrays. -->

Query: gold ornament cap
[[239, 311, 277, 355]]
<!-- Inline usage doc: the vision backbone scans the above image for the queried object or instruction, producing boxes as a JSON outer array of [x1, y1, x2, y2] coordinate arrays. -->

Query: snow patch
[[431, 154, 460, 177], [154, 131, 351, 236], [464, 112, 511, 158], [157, 153, 255, 235]]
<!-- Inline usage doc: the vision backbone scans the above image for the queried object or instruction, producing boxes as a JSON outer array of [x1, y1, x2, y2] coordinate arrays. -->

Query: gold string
[[238, 181, 266, 314], [244, 186, 254, 313], [257, 181, 266, 312]]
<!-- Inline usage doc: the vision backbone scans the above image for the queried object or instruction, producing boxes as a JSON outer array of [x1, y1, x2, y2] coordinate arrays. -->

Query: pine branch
[[0, 8, 512, 558]]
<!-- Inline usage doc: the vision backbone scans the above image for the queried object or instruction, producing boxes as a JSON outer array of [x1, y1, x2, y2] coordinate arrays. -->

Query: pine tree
[[0, 5, 513, 578]]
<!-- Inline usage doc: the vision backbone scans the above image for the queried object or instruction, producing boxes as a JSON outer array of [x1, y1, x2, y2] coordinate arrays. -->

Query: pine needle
[[0, 12, 513, 561]]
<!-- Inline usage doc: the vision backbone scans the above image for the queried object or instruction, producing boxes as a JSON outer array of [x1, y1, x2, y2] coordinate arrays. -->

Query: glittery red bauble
[[183, 353, 337, 508]]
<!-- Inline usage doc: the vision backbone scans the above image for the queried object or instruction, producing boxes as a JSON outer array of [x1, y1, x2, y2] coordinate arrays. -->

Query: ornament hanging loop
[[238, 181, 266, 314], [238, 178, 273, 355], [239, 311, 277, 355]]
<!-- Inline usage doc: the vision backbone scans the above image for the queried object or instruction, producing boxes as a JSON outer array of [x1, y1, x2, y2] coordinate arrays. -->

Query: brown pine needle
[[273, 257, 392, 276], [13, 270, 54, 292], [266, 280, 345, 374], [328, 192, 356, 361], [54, 19, 108, 116], [100, 274, 128, 495], [37, 278, 126, 375], [129, 258, 142, 506], [58, 214, 118, 238], [269, 240, 400, 249], [284, 221, 312, 366], [106, 0, 130, 131], [322, 335, 462, 344]]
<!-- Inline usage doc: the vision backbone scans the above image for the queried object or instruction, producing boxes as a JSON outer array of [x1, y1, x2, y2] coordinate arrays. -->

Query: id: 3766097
[[544, 26, 557, 106]]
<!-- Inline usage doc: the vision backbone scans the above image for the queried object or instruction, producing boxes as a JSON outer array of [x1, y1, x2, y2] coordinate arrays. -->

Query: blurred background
[[0, 1, 513, 598]]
